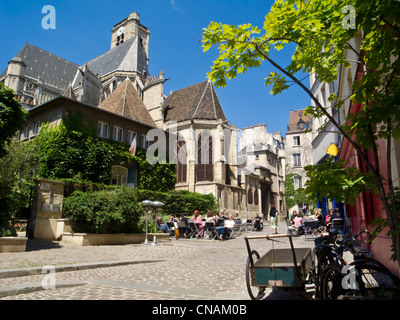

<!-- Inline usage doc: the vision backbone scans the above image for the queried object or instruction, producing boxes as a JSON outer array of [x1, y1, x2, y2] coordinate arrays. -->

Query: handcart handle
[[244, 234, 291, 240]]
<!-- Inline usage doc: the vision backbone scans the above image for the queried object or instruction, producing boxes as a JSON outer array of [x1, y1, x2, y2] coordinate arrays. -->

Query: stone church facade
[[1, 11, 286, 218]]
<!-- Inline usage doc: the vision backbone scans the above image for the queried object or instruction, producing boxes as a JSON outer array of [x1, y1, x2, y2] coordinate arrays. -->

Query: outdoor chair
[[188, 221, 203, 239], [331, 218, 345, 238], [230, 220, 242, 238], [204, 222, 218, 240], [245, 219, 253, 231], [177, 221, 188, 238], [304, 219, 320, 241], [166, 222, 175, 237]]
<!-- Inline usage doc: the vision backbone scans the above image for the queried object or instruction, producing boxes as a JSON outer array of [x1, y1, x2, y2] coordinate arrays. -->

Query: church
[[0, 12, 286, 218]]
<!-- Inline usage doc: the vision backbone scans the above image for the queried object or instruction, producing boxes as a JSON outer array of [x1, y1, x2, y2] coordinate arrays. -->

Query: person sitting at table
[[253, 213, 263, 231], [180, 213, 190, 238], [191, 210, 204, 235], [218, 214, 235, 240], [153, 213, 169, 233], [206, 210, 216, 224], [313, 209, 323, 226], [325, 209, 334, 231], [294, 212, 304, 234], [290, 210, 297, 224]]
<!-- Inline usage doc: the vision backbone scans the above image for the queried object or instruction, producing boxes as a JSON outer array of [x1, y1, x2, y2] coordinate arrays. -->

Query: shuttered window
[[176, 138, 187, 183], [248, 188, 253, 204], [197, 132, 213, 182]]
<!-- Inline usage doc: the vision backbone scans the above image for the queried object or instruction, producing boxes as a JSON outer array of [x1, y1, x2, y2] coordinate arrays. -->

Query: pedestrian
[[269, 205, 279, 234]]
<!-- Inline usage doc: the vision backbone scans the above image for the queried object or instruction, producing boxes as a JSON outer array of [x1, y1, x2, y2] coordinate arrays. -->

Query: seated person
[[191, 210, 204, 235], [294, 212, 304, 233], [153, 213, 169, 233], [253, 213, 263, 231], [290, 210, 298, 224], [218, 214, 235, 240], [206, 210, 216, 224], [180, 213, 190, 238]]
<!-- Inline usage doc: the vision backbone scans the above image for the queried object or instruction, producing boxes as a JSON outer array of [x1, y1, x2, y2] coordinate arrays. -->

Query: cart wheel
[[246, 250, 265, 300]]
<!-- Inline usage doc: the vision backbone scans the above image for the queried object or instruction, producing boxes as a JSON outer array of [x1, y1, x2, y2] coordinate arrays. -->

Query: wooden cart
[[244, 234, 313, 300]]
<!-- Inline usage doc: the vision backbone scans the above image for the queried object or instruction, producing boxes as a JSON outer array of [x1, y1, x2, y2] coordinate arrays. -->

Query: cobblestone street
[[0, 223, 315, 300]]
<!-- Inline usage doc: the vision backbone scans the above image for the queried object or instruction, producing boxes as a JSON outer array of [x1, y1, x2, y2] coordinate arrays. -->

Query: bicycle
[[306, 231, 346, 299], [322, 229, 400, 300]]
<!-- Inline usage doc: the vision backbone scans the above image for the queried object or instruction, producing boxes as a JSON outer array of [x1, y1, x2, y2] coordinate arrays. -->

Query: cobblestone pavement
[[0, 222, 316, 300]]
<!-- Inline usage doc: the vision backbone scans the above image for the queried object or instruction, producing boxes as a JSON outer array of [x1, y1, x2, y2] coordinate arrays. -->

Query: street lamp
[[140, 200, 153, 245], [297, 118, 306, 130], [150, 201, 164, 246]]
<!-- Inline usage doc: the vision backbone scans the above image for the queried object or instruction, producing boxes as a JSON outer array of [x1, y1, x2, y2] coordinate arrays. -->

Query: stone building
[[238, 124, 286, 218], [285, 110, 313, 215]]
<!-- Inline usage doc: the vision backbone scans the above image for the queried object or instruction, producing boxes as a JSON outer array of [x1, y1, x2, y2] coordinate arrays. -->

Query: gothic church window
[[197, 131, 213, 182], [176, 136, 187, 183], [247, 188, 253, 204]]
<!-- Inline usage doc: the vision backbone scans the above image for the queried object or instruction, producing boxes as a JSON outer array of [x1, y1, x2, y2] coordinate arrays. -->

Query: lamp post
[[151, 201, 164, 246], [140, 200, 153, 245]]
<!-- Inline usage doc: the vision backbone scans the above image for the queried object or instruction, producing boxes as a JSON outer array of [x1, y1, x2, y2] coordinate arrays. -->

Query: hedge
[[62, 186, 219, 234]]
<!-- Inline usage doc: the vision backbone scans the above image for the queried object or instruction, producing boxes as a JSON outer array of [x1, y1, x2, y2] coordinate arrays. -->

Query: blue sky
[[0, 0, 311, 137]]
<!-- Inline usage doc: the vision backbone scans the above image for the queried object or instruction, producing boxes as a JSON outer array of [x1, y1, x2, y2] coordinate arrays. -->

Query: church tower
[[110, 12, 150, 59]]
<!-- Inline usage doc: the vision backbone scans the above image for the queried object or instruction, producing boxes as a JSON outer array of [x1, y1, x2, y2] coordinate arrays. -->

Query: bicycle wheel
[[245, 250, 265, 300], [321, 264, 346, 300], [356, 259, 400, 299]]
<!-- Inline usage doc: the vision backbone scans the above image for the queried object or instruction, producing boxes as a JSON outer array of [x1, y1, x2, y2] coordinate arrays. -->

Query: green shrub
[[0, 225, 17, 237], [62, 185, 219, 234], [62, 187, 144, 234]]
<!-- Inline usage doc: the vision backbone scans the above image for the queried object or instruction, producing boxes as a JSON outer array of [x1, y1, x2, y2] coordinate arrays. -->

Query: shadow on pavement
[[25, 239, 63, 252]]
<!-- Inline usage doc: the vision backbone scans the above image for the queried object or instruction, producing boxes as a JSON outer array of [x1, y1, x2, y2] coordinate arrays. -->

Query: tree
[[0, 83, 28, 158], [285, 173, 311, 210], [202, 0, 400, 269]]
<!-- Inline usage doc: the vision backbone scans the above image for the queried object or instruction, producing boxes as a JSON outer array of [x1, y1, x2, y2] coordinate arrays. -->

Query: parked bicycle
[[321, 229, 400, 300]]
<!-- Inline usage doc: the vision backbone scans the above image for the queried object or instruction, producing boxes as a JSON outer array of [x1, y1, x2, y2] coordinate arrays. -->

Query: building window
[[34, 121, 41, 135], [110, 165, 127, 186], [25, 124, 31, 139], [113, 126, 124, 142], [128, 131, 137, 144], [293, 153, 301, 167], [293, 136, 300, 146], [254, 189, 259, 205], [97, 121, 110, 139], [197, 131, 213, 182], [294, 175, 302, 190], [176, 137, 187, 183], [142, 135, 150, 149], [247, 188, 253, 204]]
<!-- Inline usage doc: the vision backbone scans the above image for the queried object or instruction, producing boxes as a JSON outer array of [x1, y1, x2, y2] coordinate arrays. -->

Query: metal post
[[140, 200, 153, 245]]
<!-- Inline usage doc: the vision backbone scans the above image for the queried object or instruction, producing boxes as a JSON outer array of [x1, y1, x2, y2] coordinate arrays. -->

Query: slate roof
[[98, 78, 156, 127], [4, 42, 79, 91], [163, 81, 226, 122], [86, 36, 148, 77], [287, 109, 312, 132]]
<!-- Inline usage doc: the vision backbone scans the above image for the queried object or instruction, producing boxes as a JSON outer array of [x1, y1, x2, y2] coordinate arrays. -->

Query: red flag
[[129, 133, 137, 156]]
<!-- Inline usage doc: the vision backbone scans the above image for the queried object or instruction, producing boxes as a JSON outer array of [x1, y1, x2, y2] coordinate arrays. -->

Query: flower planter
[[0, 237, 28, 253], [61, 232, 170, 246]]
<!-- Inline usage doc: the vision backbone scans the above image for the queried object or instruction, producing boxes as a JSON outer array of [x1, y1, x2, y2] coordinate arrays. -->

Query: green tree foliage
[[202, 0, 400, 265], [0, 83, 28, 158], [34, 118, 176, 192], [284, 174, 311, 210], [0, 139, 38, 224]]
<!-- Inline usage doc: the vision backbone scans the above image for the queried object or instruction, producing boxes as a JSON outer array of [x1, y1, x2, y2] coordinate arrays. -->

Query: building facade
[[285, 110, 313, 215]]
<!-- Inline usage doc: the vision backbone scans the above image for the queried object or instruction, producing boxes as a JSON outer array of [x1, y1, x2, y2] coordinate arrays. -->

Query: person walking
[[269, 205, 279, 234]]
